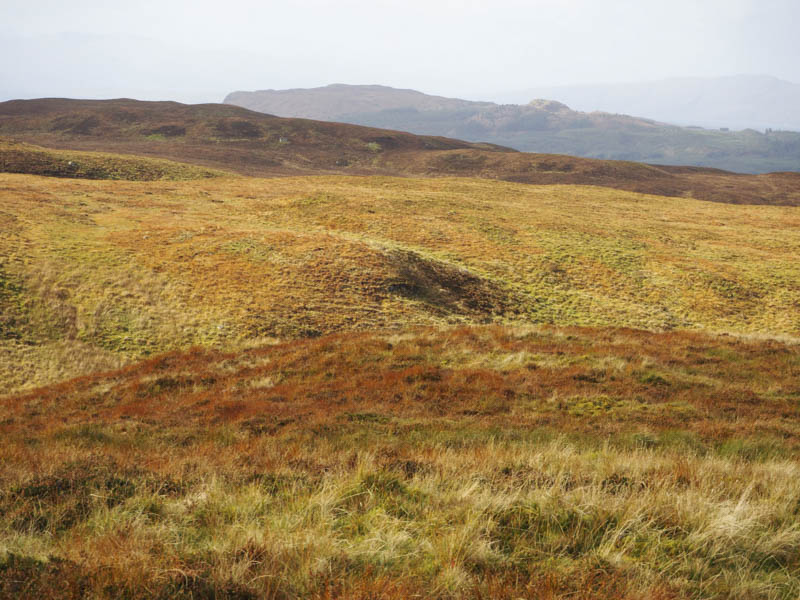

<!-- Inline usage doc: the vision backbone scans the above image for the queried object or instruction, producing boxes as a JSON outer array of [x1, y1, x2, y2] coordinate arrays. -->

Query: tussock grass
[[1, 324, 799, 598], [1, 166, 799, 597], [1, 431, 799, 598]]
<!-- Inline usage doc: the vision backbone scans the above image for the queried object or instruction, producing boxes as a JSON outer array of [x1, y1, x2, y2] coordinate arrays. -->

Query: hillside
[[0, 138, 226, 180], [2, 170, 799, 395], [224, 84, 800, 174], [2, 98, 800, 206], [0, 97, 500, 177]]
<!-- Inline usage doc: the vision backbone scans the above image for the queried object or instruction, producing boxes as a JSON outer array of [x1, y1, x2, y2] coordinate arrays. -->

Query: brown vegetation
[[2, 98, 799, 205], [6, 324, 799, 443], [2, 173, 799, 395], [1, 325, 799, 599]]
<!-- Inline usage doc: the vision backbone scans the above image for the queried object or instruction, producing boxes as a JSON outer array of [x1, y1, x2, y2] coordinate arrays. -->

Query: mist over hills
[[497, 75, 800, 132], [225, 83, 800, 174]]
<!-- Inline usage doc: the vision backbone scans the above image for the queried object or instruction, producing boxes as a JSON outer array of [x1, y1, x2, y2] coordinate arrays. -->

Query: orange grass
[[1, 325, 799, 599], [5, 325, 798, 443]]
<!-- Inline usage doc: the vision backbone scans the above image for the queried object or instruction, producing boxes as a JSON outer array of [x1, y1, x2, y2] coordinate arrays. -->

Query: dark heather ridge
[[1, 97, 800, 205]]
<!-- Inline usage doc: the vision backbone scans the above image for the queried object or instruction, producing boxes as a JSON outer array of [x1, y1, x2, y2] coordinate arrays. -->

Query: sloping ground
[[2, 98, 800, 205], [2, 172, 799, 394], [2, 325, 799, 599], [0, 138, 226, 180]]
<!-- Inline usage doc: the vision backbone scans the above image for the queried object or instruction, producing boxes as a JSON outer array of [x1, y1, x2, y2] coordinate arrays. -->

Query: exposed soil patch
[[384, 249, 514, 316]]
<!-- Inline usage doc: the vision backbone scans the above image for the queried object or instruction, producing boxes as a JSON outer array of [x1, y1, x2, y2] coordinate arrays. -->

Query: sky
[[1, 0, 798, 103]]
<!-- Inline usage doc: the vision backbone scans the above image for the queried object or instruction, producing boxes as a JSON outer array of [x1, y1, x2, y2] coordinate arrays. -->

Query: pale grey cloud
[[1, 0, 797, 103]]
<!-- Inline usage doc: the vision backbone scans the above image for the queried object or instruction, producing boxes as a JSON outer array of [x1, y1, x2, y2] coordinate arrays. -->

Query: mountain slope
[[0, 97, 501, 177], [2, 98, 800, 206], [224, 83, 800, 174]]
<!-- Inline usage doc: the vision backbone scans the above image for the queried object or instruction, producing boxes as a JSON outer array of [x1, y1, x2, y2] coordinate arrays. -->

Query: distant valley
[[225, 83, 800, 174]]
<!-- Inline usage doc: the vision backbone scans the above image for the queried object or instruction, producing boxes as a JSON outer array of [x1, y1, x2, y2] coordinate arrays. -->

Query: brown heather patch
[[2, 98, 800, 206], [4, 325, 797, 442]]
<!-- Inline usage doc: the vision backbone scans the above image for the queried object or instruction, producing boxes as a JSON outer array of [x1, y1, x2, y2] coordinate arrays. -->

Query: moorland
[[1, 99, 799, 599]]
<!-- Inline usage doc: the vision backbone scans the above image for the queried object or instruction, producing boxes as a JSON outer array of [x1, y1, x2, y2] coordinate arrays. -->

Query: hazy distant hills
[[497, 75, 800, 132], [225, 84, 800, 174], [225, 84, 491, 121]]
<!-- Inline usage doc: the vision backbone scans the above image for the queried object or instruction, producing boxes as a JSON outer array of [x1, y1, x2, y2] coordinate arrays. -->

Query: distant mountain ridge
[[224, 84, 800, 174], [225, 84, 490, 121], [225, 83, 661, 132], [497, 75, 800, 132]]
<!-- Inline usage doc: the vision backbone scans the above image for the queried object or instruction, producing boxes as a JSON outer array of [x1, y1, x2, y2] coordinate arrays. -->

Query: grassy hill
[[2, 98, 800, 206], [0, 97, 496, 177], [225, 84, 800, 174], [2, 171, 799, 395]]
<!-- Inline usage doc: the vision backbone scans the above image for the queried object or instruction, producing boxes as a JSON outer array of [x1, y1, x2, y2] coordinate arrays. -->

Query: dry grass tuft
[[1, 324, 799, 598]]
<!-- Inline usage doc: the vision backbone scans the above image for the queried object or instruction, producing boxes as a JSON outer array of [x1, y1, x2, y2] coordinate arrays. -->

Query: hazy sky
[[1, 0, 798, 103]]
